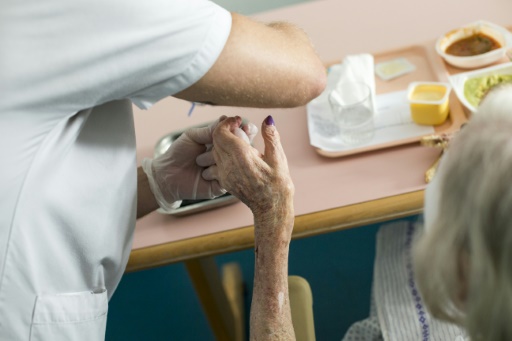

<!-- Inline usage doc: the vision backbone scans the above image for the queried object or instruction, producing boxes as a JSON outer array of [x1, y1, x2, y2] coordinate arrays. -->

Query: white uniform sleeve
[[123, 0, 232, 109], [3, 0, 232, 114]]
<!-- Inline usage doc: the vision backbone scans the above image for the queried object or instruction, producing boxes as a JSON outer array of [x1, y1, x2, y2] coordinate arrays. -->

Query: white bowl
[[449, 62, 512, 112], [436, 20, 512, 69]]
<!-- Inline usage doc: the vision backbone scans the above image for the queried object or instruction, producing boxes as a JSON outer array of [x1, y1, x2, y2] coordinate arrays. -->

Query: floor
[[107, 0, 412, 339]]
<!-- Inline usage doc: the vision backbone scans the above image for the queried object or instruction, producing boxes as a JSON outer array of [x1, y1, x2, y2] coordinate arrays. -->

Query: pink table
[[128, 1, 512, 339], [131, 0, 512, 256]]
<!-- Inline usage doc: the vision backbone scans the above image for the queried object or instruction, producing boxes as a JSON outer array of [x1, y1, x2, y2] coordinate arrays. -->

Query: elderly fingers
[[261, 115, 287, 170], [198, 120, 254, 167], [186, 115, 228, 145], [212, 116, 244, 152]]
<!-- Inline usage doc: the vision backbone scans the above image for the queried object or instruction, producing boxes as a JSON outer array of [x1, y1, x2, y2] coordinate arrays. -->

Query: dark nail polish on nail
[[265, 115, 275, 126]]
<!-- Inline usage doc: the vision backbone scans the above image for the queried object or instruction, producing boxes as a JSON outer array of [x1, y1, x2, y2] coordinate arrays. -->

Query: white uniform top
[[0, 0, 231, 339]]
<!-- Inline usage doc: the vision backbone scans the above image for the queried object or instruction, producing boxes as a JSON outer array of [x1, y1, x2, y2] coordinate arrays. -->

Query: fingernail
[[265, 115, 275, 126]]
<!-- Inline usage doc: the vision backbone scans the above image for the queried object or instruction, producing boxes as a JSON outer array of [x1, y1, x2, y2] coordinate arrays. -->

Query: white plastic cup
[[328, 82, 375, 146]]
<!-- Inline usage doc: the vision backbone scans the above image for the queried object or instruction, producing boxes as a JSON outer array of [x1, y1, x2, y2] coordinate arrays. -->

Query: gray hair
[[413, 85, 512, 341]]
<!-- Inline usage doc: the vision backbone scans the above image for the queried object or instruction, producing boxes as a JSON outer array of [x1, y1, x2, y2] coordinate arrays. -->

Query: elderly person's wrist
[[250, 175, 294, 215], [253, 195, 295, 245]]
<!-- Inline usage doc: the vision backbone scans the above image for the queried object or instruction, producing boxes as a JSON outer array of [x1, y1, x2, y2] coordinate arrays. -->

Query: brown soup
[[446, 33, 501, 56]]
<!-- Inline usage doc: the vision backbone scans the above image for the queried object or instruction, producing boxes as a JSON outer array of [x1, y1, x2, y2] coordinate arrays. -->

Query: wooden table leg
[[185, 257, 244, 341], [222, 262, 245, 340]]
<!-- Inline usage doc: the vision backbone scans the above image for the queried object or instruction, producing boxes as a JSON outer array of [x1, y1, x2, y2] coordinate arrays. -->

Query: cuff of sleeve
[[141, 158, 182, 212]]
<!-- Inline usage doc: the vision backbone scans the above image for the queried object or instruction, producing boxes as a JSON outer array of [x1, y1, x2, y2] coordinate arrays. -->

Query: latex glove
[[142, 116, 258, 212], [142, 116, 227, 212]]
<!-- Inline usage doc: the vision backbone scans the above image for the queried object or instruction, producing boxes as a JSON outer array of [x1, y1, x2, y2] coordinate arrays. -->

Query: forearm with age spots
[[250, 203, 296, 341]]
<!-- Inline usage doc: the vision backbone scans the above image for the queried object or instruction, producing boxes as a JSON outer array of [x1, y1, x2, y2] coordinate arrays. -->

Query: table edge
[[126, 190, 424, 272]]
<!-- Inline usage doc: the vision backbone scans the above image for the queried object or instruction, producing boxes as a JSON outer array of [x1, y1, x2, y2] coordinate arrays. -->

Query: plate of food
[[449, 62, 512, 113], [436, 20, 512, 69]]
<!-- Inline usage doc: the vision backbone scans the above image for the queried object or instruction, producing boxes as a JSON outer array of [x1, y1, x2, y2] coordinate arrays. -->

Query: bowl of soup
[[436, 20, 512, 69]]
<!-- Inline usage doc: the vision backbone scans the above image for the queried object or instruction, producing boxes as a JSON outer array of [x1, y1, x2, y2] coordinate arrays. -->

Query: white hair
[[413, 85, 512, 341]]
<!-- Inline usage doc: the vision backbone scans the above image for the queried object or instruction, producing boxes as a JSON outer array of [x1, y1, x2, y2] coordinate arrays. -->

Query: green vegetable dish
[[464, 74, 512, 107]]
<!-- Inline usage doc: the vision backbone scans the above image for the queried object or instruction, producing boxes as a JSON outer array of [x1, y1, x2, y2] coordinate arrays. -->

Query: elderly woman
[[210, 84, 512, 341], [414, 84, 512, 341]]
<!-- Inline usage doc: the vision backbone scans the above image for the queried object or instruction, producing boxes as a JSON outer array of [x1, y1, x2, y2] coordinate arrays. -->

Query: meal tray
[[314, 43, 468, 158]]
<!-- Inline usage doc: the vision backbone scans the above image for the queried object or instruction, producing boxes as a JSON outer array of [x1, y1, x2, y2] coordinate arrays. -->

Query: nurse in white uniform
[[0, 0, 326, 339]]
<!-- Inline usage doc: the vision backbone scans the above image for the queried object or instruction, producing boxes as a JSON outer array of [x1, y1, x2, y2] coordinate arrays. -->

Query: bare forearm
[[250, 204, 296, 341], [136, 166, 159, 219], [212, 116, 297, 339], [175, 13, 326, 108]]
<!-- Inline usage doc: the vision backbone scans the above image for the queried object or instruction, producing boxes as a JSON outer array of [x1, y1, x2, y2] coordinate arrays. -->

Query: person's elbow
[[303, 64, 328, 104], [285, 62, 327, 107]]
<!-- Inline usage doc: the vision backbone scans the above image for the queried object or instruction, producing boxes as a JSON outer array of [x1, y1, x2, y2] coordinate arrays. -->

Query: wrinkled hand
[[197, 117, 258, 169], [204, 116, 295, 222], [142, 116, 258, 212]]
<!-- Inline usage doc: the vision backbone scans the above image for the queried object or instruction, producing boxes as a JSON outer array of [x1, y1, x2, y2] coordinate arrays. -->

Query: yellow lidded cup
[[407, 82, 452, 125]]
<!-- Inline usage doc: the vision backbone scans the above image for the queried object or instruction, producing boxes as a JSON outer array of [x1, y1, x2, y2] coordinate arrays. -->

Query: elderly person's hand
[[205, 115, 296, 340], [204, 115, 295, 238], [141, 116, 257, 212]]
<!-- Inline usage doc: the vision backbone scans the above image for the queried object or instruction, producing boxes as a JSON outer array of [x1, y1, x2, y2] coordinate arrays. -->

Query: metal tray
[[154, 122, 239, 216]]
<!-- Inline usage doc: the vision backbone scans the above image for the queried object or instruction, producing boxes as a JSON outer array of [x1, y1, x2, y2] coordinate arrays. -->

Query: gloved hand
[[142, 116, 258, 212]]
